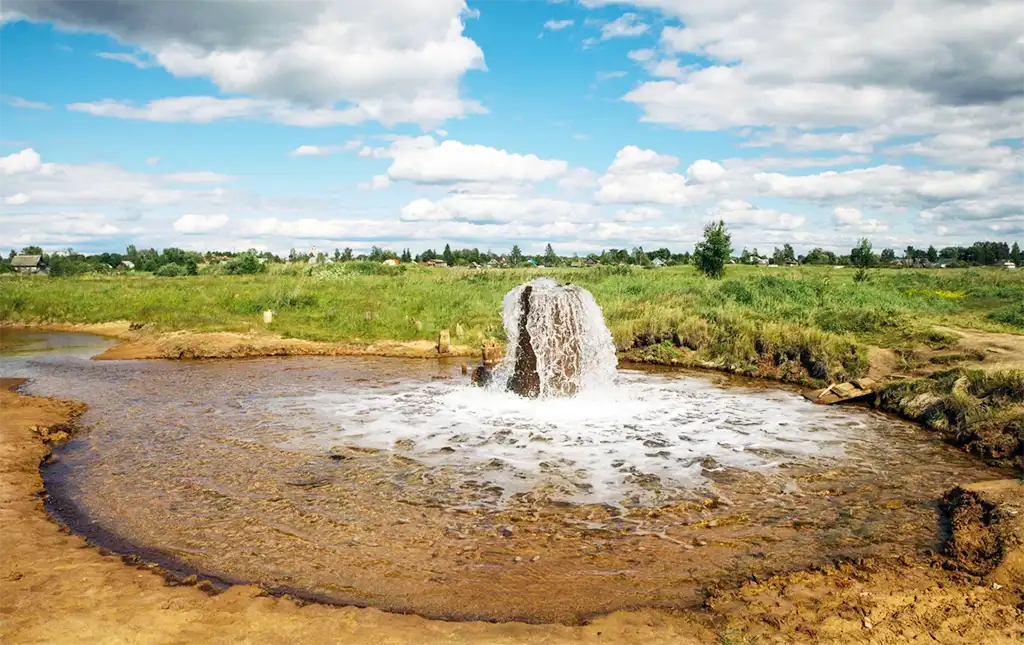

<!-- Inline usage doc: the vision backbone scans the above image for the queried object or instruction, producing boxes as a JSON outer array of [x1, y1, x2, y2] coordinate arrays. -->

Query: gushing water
[[493, 278, 617, 398]]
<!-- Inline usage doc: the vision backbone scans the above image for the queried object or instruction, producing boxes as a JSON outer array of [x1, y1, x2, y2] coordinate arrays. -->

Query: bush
[[154, 263, 186, 277], [225, 253, 265, 275]]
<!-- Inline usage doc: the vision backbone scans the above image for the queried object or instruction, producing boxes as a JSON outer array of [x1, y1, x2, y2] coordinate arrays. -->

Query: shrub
[[154, 263, 186, 277], [225, 253, 265, 275]]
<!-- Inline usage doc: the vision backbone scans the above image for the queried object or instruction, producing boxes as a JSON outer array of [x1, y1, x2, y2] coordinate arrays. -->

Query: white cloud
[[599, 13, 649, 40], [0, 148, 42, 174], [366, 136, 569, 186], [97, 51, 151, 68], [615, 206, 663, 222], [67, 94, 486, 128], [543, 19, 574, 31], [290, 145, 332, 157], [9, 0, 487, 127], [712, 199, 805, 230], [596, 146, 700, 205], [162, 171, 236, 185], [7, 96, 51, 110], [173, 214, 229, 234], [686, 159, 725, 183], [4, 192, 31, 205], [398, 193, 591, 224], [145, 156, 161, 166], [832, 206, 889, 233]]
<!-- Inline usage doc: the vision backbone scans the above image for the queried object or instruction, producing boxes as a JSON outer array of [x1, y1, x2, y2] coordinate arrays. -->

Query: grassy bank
[[2, 264, 1022, 384]]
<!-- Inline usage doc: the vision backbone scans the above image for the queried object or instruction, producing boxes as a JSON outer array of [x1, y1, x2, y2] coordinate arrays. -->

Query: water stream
[[1, 328, 1009, 623]]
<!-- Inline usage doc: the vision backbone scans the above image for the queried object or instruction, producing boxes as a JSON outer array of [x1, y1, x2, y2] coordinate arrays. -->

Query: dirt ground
[[1, 379, 1022, 644]]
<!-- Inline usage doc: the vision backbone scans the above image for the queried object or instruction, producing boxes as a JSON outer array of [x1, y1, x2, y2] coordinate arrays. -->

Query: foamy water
[[274, 370, 860, 504]]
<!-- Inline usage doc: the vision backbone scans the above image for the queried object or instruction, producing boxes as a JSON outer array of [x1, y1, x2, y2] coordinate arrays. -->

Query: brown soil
[[931, 326, 1024, 372], [2, 381, 1022, 644], [92, 331, 476, 361]]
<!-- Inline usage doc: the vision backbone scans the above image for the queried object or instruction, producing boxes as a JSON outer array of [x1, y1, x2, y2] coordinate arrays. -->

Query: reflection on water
[[1, 330, 1010, 623]]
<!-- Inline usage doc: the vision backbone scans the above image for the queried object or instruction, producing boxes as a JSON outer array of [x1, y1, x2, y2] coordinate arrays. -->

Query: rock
[[455, 324, 465, 338], [438, 329, 451, 354], [514, 556, 523, 562], [500, 526, 514, 538], [783, 480, 802, 494], [531, 555, 540, 562]]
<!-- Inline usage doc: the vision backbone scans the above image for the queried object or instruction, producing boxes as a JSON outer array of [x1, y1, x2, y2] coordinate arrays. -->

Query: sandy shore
[[1, 378, 1022, 644]]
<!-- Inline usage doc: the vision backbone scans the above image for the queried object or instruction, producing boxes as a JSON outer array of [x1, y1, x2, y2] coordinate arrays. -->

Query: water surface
[[1, 330, 1007, 623]]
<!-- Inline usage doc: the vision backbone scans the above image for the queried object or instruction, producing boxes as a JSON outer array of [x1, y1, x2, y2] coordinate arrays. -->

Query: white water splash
[[491, 277, 618, 397]]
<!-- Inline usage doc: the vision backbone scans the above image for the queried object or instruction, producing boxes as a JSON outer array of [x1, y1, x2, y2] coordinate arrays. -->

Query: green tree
[[509, 245, 523, 266], [341, 248, 353, 262], [443, 243, 455, 266], [927, 245, 938, 263], [1011, 242, 1022, 266], [333, 248, 342, 262], [692, 220, 732, 279], [225, 252, 264, 275], [543, 243, 559, 267], [20, 246, 43, 256], [631, 246, 652, 266], [850, 238, 876, 268], [880, 248, 896, 263]]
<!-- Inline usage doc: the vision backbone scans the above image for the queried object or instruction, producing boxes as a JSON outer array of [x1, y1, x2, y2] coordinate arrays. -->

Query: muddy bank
[[2, 381, 1023, 644]]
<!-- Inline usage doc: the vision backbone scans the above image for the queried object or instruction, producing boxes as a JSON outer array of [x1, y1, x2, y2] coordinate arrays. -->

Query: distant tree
[[509, 245, 523, 266], [1011, 242, 1022, 266], [20, 246, 43, 256], [904, 245, 916, 259], [692, 220, 732, 279], [333, 248, 342, 262], [771, 244, 795, 265], [631, 246, 652, 267], [401, 248, 412, 263], [341, 247, 353, 262], [543, 243, 559, 267], [649, 248, 671, 263], [850, 238, 876, 268], [288, 248, 299, 262], [739, 248, 751, 264], [804, 247, 836, 265], [927, 245, 938, 263], [441, 243, 454, 266], [880, 248, 896, 263]]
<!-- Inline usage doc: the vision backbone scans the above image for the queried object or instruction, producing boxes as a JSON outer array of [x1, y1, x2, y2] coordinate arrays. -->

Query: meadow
[[2, 263, 1021, 378]]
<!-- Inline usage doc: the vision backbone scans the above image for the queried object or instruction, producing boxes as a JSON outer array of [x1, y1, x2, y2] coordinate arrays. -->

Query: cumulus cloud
[[615, 206, 662, 222], [0, 148, 43, 174], [398, 193, 591, 224], [359, 136, 570, 187], [7, 0, 486, 127], [596, 146, 709, 205], [712, 199, 805, 230], [832, 206, 889, 233], [4, 192, 31, 205], [598, 13, 649, 40], [173, 214, 230, 234]]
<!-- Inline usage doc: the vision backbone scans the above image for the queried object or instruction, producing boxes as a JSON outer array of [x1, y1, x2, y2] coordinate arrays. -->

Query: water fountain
[[488, 277, 618, 398]]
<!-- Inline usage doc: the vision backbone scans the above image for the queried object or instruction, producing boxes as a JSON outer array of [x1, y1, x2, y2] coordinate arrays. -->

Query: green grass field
[[3, 263, 1022, 381], [3, 263, 1022, 464]]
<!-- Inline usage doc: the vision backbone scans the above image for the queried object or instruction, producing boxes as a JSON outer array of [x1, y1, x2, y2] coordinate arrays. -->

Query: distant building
[[118, 260, 135, 270], [423, 259, 448, 268], [651, 258, 666, 267], [11, 255, 46, 274], [1002, 260, 1017, 270], [382, 258, 400, 265]]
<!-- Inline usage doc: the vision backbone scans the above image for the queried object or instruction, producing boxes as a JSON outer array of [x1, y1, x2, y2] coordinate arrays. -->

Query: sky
[[1, 0, 1022, 257]]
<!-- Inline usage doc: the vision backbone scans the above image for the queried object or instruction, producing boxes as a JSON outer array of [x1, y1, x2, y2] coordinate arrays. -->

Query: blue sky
[[1, 0, 1021, 257]]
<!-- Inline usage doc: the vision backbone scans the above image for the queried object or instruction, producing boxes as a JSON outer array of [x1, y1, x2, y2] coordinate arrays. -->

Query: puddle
[[0, 329, 1010, 623]]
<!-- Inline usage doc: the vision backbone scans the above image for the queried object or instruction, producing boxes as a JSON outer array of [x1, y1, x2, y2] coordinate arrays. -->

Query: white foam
[[274, 370, 864, 505]]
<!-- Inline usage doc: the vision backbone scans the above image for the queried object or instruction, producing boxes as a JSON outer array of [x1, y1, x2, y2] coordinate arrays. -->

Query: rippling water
[[1, 329, 1009, 623]]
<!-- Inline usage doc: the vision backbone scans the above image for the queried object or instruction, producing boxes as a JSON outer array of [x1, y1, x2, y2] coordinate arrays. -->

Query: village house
[[11, 255, 46, 274]]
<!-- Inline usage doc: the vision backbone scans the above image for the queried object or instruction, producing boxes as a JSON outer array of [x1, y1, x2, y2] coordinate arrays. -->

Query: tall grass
[[2, 266, 1021, 382]]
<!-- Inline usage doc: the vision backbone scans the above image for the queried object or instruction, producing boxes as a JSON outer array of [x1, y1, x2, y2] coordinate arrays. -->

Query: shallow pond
[[0, 329, 1009, 623]]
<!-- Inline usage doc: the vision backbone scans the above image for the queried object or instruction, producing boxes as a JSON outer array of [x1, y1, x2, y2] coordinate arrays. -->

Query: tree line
[[2, 232, 1020, 277]]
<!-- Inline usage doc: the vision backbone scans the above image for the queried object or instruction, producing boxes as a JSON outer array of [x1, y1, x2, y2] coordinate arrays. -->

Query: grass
[[877, 368, 1024, 465], [2, 263, 1022, 387]]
